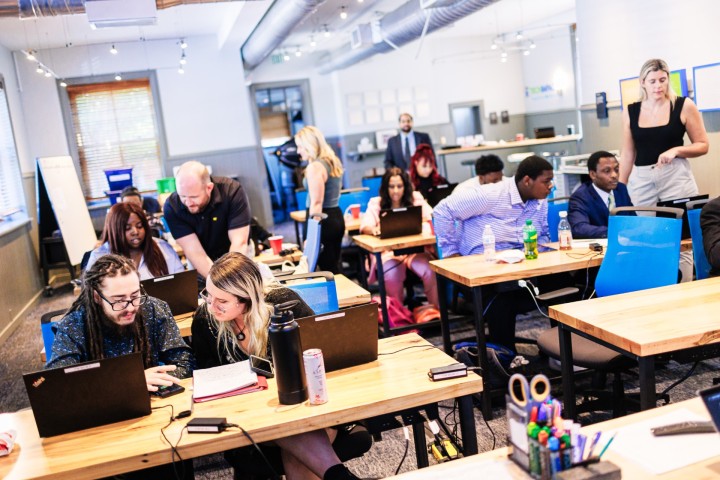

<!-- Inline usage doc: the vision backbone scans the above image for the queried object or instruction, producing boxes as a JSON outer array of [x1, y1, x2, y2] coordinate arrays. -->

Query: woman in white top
[[86, 202, 184, 280], [360, 167, 439, 309]]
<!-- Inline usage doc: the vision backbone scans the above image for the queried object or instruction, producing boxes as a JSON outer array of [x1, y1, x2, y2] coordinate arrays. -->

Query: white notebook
[[192, 360, 258, 400]]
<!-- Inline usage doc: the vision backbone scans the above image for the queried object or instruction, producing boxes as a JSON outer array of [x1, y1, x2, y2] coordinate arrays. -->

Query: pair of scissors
[[508, 373, 551, 410]]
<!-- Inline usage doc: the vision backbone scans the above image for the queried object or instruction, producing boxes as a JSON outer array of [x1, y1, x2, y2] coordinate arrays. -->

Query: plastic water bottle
[[268, 301, 308, 405], [523, 219, 538, 260], [558, 211, 573, 250], [482, 224, 496, 262]]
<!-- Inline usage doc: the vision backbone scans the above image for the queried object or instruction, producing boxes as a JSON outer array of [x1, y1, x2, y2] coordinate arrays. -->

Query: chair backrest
[[295, 188, 308, 211], [41, 309, 67, 362], [277, 272, 339, 314], [304, 213, 326, 272], [595, 213, 682, 297], [362, 176, 383, 199], [547, 197, 570, 242], [687, 199, 712, 280], [338, 188, 370, 213]]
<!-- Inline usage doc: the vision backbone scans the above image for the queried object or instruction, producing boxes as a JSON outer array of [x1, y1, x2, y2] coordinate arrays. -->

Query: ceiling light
[[115, 74, 122, 81], [110, 44, 118, 55], [358, 0, 364, 3], [180, 53, 187, 65], [59, 81, 68, 88], [295, 47, 302, 57], [491, 43, 497, 50], [180, 38, 188, 49], [310, 36, 316, 47], [500, 50, 507, 58], [523, 49, 530, 56], [44, 70, 52, 78], [26, 50, 36, 61], [178, 67, 185, 74], [501, 57, 507, 63], [36, 66, 44, 74], [323, 25, 331, 38], [283, 52, 290, 61], [516, 31, 523, 40], [530, 40, 536, 49], [340, 7, 347, 20]]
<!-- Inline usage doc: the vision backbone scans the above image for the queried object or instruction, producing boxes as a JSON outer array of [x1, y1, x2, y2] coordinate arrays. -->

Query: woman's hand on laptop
[[144, 364, 180, 392]]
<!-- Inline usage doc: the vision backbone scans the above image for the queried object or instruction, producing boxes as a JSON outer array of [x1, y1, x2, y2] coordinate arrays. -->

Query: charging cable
[[394, 426, 410, 475], [517, 280, 550, 319]]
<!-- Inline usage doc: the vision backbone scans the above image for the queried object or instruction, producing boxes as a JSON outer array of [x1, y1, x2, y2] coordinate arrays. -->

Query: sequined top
[[47, 297, 195, 379]]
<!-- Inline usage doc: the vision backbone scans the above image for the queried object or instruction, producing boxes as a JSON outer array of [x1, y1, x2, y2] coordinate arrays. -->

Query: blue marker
[[548, 436, 562, 474]]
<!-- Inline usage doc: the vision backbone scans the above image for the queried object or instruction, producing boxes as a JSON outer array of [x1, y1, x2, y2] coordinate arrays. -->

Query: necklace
[[234, 320, 247, 341]]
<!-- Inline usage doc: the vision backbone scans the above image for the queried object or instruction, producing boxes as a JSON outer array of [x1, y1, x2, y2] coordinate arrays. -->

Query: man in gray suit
[[384, 113, 434, 171]]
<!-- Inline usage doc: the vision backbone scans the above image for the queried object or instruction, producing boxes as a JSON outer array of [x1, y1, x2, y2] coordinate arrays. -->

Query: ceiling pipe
[[241, 0, 326, 71], [0, 0, 244, 18], [317, 0, 500, 74]]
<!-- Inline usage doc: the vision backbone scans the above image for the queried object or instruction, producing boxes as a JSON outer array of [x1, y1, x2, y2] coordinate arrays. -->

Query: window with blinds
[[0, 78, 25, 215], [67, 79, 162, 199]]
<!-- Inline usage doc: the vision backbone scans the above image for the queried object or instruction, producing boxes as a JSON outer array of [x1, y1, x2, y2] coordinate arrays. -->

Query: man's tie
[[403, 136, 411, 166], [608, 190, 616, 211]]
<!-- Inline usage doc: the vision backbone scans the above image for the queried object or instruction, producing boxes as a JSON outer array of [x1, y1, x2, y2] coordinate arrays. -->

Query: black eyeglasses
[[95, 288, 148, 311]]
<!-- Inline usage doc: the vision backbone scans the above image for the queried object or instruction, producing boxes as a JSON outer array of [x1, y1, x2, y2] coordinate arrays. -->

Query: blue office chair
[[547, 197, 570, 242], [295, 188, 308, 211], [538, 206, 683, 415], [41, 309, 67, 362], [362, 176, 383, 199], [687, 199, 711, 280], [338, 188, 370, 214], [305, 213, 326, 273], [278, 272, 339, 314]]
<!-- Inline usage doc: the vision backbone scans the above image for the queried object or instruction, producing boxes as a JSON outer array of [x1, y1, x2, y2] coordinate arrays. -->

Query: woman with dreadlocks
[[47, 254, 194, 391]]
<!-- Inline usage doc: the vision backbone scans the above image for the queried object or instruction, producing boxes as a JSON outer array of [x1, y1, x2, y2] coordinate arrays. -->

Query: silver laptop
[[24, 353, 151, 437]]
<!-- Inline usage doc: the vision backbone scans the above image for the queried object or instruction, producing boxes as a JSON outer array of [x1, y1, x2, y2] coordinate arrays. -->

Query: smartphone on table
[[249, 355, 274, 378]]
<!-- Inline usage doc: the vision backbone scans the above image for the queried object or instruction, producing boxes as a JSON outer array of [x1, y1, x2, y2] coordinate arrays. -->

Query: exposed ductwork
[[0, 0, 244, 18], [241, 0, 326, 71], [317, 0, 500, 74]]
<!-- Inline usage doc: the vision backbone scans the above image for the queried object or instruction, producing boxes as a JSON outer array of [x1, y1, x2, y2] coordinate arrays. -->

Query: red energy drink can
[[303, 348, 328, 405]]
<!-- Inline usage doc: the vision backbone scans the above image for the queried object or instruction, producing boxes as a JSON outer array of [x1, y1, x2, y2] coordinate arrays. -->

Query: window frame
[[57, 70, 169, 201], [0, 73, 28, 233]]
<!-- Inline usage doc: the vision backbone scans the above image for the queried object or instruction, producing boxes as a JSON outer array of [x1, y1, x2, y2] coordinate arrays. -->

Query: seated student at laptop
[[86, 202, 184, 280], [360, 168, 439, 312], [568, 150, 634, 239], [192, 252, 370, 480], [456, 154, 506, 192], [434, 156, 573, 351], [48, 254, 194, 390], [409, 143, 448, 199]]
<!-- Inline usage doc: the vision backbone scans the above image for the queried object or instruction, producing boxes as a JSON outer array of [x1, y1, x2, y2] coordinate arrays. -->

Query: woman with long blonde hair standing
[[295, 126, 345, 273]]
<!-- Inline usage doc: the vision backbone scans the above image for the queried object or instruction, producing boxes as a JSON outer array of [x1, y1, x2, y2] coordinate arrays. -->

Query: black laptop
[[426, 183, 457, 207], [141, 269, 198, 316], [657, 194, 709, 239], [23, 353, 151, 437], [534, 126, 556, 139], [378, 205, 422, 239], [297, 303, 379, 372]]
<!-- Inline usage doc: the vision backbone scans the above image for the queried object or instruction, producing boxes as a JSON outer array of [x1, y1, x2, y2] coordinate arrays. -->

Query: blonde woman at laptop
[[191, 252, 370, 480]]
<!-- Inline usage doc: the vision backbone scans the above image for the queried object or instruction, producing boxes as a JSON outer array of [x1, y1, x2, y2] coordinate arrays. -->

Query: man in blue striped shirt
[[434, 156, 562, 352]]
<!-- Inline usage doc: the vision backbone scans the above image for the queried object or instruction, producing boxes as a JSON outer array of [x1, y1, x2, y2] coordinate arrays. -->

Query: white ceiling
[[0, 0, 575, 63]]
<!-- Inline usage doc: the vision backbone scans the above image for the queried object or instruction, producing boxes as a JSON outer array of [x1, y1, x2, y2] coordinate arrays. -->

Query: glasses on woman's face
[[95, 288, 147, 311], [200, 288, 241, 314]]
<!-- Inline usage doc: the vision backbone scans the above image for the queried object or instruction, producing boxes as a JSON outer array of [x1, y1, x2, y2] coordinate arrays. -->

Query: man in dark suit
[[384, 113, 433, 171], [568, 150, 633, 239]]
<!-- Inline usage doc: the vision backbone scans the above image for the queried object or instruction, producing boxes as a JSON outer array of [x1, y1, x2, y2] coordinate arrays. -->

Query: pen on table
[[597, 433, 617, 459], [586, 430, 602, 459]]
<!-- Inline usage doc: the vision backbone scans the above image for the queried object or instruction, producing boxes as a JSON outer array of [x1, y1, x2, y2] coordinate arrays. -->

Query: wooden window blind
[[0, 80, 25, 214], [67, 79, 162, 199]]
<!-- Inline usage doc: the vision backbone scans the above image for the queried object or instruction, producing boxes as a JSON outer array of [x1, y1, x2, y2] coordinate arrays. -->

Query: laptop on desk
[[378, 205, 422, 239], [23, 353, 151, 437], [297, 302, 378, 372], [657, 194, 709, 239], [426, 183, 457, 207], [141, 269, 198, 316]]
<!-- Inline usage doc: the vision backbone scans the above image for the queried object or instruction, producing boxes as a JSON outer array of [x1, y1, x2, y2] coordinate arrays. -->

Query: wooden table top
[[253, 249, 303, 265], [1, 335, 482, 480], [175, 274, 370, 337], [437, 134, 582, 155], [549, 276, 720, 357], [389, 397, 718, 480], [289, 210, 362, 231], [353, 232, 436, 253]]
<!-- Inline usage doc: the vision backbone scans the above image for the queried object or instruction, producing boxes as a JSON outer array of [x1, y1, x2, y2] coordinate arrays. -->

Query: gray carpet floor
[[3, 277, 719, 479]]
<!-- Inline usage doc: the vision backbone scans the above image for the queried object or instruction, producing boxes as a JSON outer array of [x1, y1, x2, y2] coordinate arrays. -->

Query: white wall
[[522, 26, 576, 113]]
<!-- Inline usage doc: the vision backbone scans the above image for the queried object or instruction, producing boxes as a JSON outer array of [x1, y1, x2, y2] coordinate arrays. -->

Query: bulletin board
[[618, 69, 688, 109], [693, 62, 720, 112]]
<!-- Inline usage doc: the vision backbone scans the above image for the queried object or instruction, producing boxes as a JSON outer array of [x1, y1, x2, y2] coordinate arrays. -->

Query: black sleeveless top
[[628, 96, 686, 167]]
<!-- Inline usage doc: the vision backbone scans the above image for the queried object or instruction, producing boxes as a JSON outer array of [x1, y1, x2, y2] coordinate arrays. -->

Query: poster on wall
[[618, 69, 688, 110], [375, 129, 397, 150]]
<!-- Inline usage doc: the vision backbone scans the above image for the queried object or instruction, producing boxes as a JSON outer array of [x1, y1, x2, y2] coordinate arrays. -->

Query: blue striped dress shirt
[[433, 179, 549, 257]]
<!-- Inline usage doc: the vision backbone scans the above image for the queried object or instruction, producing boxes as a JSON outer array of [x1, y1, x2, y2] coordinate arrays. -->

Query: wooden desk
[[253, 249, 303, 266], [549, 276, 720, 418], [289, 210, 362, 244], [1, 335, 482, 480], [389, 397, 719, 479], [174, 274, 371, 336], [353, 233, 437, 336], [429, 245, 604, 418]]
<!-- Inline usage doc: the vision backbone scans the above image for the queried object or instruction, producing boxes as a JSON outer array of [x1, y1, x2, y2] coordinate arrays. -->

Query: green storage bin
[[156, 177, 176, 193]]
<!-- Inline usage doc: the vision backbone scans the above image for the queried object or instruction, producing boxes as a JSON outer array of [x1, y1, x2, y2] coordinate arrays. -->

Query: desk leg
[[294, 220, 302, 245], [458, 394, 478, 456], [471, 286, 493, 420], [375, 252, 391, 336], [437, 275, 452, 354], [412, 421, 429, 468], [638, 356, 656, 410], [558, 325, 576, 421]]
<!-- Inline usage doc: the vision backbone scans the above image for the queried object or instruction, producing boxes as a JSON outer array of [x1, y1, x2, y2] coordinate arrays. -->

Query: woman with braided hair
[[47, 254, 194, 392]]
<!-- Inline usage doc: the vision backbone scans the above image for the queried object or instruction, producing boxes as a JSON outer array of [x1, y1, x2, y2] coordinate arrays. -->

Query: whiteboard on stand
[[37, 156, 97, 265]]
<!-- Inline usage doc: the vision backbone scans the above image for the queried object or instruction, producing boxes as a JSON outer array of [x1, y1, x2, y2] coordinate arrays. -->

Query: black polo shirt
[[163, 176, 251, 261]]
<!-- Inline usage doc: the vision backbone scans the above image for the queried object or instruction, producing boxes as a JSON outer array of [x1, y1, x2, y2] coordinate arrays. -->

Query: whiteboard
[[37, 156, 97, 265], [693, 62, 720, 112]]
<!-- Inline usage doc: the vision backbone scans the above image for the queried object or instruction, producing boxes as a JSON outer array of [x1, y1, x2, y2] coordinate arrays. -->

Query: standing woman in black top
[[620, 58, 709, 281]]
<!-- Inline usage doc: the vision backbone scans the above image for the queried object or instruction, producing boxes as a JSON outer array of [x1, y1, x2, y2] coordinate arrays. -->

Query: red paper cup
[[350, 204, 361, 219], [269, 235, 283, 255]]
